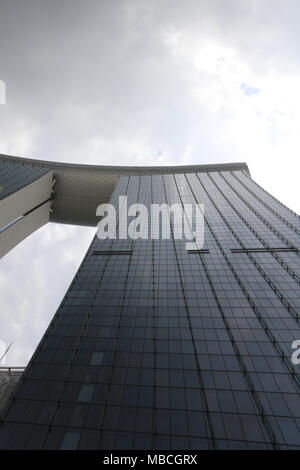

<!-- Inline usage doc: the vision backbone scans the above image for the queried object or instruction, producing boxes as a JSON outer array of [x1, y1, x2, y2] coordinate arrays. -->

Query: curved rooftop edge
[[0, 153, 250, 227]]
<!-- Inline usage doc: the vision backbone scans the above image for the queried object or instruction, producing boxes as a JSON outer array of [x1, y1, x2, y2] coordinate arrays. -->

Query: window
[[77, 384, 95, 403], [90, 352, 104, 366], [60, 431, 81, 450]]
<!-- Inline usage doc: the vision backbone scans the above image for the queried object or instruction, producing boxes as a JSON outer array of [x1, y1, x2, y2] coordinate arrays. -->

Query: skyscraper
[[0, 154, 299, 450]]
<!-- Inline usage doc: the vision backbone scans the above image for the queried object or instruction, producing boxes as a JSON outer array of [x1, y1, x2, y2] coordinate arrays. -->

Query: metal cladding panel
[[0, 200, 52, 259], [0, 170, 53, 229]]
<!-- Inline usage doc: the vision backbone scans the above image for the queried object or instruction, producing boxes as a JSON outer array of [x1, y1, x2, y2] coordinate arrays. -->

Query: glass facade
[[0, 169, 300, 450]]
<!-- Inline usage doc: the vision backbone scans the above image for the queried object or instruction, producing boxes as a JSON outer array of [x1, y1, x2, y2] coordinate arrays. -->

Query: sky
[[0, 0, 300, 366]]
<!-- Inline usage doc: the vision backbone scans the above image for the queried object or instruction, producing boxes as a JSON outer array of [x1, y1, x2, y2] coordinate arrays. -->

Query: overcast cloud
[[0, 0, 300, 365]]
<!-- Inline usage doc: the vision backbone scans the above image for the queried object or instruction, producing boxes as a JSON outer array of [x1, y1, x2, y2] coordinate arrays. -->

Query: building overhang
[[0, 154, 250, 227]]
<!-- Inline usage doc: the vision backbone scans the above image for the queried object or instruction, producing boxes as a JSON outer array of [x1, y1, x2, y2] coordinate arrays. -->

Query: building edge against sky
[[0, 155, 300, 449]]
